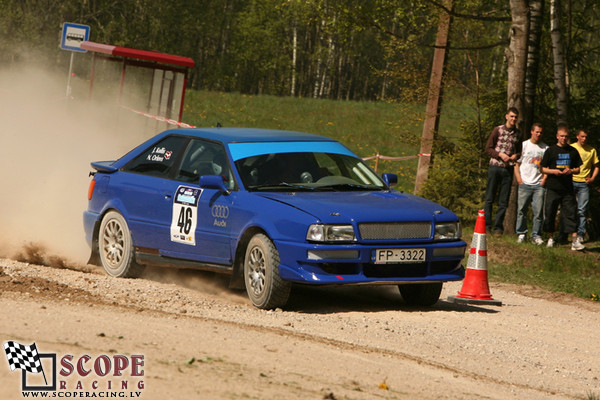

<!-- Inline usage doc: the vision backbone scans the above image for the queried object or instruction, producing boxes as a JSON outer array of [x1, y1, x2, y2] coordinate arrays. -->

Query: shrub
[[419, 121, 488, 224]]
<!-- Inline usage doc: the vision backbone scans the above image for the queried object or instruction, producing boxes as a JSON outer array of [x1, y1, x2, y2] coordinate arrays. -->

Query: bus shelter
[[80, 41, 195, 124]]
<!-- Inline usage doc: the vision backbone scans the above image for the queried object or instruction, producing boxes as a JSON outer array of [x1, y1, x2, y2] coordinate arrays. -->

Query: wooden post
[[414, 0, 453, 194]]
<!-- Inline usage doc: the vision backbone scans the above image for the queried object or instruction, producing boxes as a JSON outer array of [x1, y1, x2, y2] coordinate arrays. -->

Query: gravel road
[[1, 257, 598, 400]]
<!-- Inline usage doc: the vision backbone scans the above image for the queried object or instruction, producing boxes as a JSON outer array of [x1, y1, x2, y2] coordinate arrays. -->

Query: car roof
[[161, 127, 336, 144]]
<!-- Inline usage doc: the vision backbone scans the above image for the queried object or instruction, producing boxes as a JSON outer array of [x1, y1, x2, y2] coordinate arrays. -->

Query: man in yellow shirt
[[571, 129, 600, 243]]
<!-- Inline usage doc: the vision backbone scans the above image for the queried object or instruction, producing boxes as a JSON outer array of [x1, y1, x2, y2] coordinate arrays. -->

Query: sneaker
[[532, 237, 544, 246], [571, 238, 585, 251], [577, 236, 585, 244], [517, 234, 526, 243], [547, 238, 555, 248]]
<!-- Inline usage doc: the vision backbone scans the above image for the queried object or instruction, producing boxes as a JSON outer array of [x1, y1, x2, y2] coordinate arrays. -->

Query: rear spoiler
[[90, 160, 118, 174]]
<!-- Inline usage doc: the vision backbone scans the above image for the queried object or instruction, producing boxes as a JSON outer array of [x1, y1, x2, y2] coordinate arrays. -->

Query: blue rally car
[[84, 128, 466, 309]]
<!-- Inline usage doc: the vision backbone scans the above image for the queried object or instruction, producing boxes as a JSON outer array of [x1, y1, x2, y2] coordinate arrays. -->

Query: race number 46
[[170, 186, 202, 245], [177, 206, 193, 234]]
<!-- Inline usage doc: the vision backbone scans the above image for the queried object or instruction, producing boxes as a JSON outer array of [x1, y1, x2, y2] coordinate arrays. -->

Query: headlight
[[306, 224, 356, 242], [434, 222, 461, 240]]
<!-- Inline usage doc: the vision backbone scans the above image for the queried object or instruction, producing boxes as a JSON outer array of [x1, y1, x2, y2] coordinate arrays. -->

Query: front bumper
[[274, 239, 466, 285]]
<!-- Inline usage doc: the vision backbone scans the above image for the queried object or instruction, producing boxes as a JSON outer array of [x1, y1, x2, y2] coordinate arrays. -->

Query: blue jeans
[[484, 165, 514, 233], [573, 181, 590, 237], [516, 184, 545, 238]]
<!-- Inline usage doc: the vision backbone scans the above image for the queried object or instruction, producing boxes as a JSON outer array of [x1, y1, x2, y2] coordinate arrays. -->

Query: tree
[[523, 0, 544, 135], [502, 0, 529, 235], [414, 0, 454, 194], [506, 0, 529, 122], [550, 0, 568, 126]]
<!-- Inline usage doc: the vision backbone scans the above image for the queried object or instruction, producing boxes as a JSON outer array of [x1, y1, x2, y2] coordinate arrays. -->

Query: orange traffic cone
[[448, 209, 502, 306]]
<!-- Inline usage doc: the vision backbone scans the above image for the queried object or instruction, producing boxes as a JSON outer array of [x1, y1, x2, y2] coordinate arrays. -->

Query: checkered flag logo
[[3, 341, 44, 374]]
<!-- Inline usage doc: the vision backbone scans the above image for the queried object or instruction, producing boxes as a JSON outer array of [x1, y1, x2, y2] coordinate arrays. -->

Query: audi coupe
[[84, 127, 466, 309]]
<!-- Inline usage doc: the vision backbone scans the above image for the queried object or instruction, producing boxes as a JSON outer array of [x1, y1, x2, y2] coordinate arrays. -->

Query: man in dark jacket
[[540, 125, 584, 250], [484, 107, 521, 235]]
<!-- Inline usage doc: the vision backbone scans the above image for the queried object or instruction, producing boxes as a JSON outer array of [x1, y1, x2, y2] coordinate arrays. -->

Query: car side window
[[175, 139, 235, 189], [123, 136, 187, 178]]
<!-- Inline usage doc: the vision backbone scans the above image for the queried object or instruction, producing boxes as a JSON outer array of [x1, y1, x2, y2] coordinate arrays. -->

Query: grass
[[183, 90, 476, 192], [182, 90, 599, 304]]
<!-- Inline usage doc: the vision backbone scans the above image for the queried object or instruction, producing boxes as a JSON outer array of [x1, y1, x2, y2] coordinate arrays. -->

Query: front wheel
[[244, 234, 291, 309], [98, 211, 144, 278], [398, 283, 443, 306]]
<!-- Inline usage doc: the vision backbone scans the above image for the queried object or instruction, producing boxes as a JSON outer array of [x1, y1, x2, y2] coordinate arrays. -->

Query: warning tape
[[121, 106, 196, 128], [362, 153, 431, 161], [121, 106, 434, 162]]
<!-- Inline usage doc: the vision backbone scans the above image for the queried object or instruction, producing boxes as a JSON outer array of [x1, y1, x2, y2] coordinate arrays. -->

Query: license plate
[[373, 248, 426, 264]]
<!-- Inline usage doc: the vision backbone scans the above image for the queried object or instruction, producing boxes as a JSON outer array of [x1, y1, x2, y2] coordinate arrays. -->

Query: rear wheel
[[244, 233, 291, 309], [98, 211, 144, 278], [398, 283, 443, 306]]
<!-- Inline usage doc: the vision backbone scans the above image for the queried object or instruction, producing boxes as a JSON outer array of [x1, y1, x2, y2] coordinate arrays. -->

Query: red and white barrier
[[121, 108, 434, 165], [121, 106, 196, 128], [362, 152, 430, 162]]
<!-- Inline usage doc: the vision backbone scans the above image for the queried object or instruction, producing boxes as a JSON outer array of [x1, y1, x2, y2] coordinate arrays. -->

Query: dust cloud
[[0, 62, 155, 265]]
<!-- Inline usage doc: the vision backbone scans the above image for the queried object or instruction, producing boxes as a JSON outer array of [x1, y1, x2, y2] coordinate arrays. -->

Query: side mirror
[[199, 175, 231, 195], [381, 173, 398, 187]]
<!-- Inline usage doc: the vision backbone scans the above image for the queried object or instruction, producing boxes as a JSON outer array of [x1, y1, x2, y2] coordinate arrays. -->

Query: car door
[[159, 138, 234, 265], [117, 135, 189, 251]]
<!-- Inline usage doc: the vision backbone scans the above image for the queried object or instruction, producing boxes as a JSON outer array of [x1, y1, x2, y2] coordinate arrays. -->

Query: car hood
[[256, 191, 456, 223]]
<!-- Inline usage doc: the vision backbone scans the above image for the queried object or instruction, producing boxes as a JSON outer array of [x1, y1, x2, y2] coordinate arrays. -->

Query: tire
[[398, 283, 443, 306], [98, 211, 144, 278], [244, 233, 291, 309]]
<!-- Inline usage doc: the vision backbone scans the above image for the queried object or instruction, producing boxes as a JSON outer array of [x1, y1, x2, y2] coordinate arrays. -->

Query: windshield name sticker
[[170, 186, 202, 245], [147, 146, 173, 162]]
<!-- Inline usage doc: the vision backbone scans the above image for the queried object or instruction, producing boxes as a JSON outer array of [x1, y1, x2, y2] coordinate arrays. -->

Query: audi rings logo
[[211, 205, 230, 219]]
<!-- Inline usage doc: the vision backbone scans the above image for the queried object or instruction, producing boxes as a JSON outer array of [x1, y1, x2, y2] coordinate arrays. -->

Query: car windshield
[[234, 151, 387, 192]]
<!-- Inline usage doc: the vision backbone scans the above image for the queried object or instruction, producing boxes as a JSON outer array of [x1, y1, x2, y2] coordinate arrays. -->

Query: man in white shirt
[[514, 123, 548, 245]]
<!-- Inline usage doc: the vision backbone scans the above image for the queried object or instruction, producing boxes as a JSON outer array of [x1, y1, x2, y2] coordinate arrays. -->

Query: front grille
[[358, 222, 431, 240], [319, 263, 360, 275], [363, 263, 428, 278], [429, 260, 462, 275]]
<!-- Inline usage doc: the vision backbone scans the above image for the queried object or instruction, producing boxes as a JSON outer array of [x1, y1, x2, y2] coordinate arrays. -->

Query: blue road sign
[[61, 23, 90, 52]]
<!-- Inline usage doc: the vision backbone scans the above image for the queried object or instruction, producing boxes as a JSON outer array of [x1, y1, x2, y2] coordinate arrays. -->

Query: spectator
[[570, 129, 600, 242], [514, 123, 547, 245], [540, 125, 584, 250], [484, 107, 521, 235]]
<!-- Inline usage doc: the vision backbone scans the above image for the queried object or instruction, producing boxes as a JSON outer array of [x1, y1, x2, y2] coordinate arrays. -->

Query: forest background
[[2, 0, 600, 229]]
